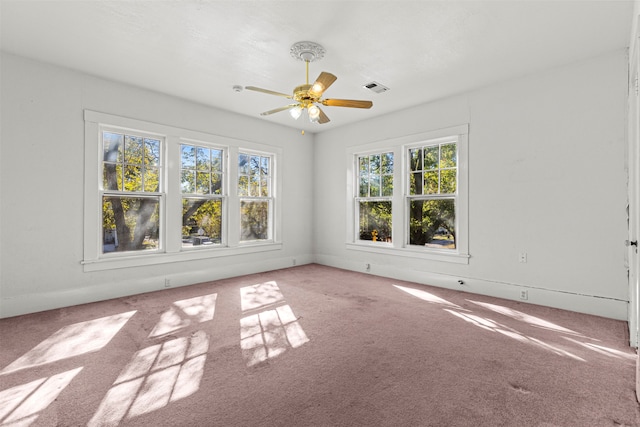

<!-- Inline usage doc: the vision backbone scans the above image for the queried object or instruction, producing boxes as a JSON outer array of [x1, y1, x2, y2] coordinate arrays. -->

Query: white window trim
[[179, 139, 227, 249], [346, 124, 469, 264], [83, 110, 282, 272], [354, 151, 394, 246], [237, 149, 276, 244]]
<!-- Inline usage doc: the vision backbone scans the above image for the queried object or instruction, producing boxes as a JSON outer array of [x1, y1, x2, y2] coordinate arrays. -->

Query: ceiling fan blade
[[322, 99, 373, 109], [245, 86, 292, 99], [317, 106, 330, 124], [260, 104, 299, 116], [309, 72, 337, 97]]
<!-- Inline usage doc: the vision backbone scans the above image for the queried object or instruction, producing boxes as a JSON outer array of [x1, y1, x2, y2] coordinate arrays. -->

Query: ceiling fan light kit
[[245, 41, 373, 125]]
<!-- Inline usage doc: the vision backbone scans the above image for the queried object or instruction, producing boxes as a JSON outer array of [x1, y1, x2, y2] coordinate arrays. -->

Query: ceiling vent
[[363, 81, 390, 94]]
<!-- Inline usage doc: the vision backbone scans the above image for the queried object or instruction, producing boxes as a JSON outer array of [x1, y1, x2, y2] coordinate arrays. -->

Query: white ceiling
[[0, 1, 634, 133]]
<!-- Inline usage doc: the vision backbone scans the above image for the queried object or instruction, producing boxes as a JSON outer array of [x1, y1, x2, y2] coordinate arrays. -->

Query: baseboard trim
[[0, 254, 315, 318], [314, 254, 628, 321]]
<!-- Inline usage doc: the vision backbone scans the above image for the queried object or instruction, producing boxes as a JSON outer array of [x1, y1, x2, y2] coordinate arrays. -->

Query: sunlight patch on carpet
[[149, 293, 217, 338], [467, 300, 584, 336], [445, 309, 586, 362], [562, 337, 636, 361], [393, 285, 463, 309], [240, 282, 309, 367], [0, 367, 82, 426], [240, 281, 285, 311], [88, 331, 209, 426], [1, 311, 136, 375]]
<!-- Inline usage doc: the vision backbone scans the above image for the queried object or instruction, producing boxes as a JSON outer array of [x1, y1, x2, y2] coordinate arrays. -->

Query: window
[[356, 152, 393, 243], [101, 130, 163, 254], [346, 124, 469, 264], [83, 110, 282, 271], [238, 152, 272, 242], [407, 140, 457, 249], [180, 144, 224, 248]]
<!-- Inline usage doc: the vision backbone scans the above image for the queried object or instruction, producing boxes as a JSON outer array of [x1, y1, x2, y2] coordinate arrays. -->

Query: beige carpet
[[0, 264, 637, 426]]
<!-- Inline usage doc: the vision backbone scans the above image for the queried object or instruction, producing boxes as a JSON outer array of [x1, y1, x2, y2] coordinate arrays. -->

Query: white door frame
[[628, 23, 639, 349]]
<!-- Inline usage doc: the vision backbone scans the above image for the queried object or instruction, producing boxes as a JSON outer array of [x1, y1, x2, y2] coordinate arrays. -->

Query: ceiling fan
[[245, 41, 373, 124]]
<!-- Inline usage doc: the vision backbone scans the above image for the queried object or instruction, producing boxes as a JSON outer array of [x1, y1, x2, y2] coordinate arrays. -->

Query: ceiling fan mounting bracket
[[290, 41, 325, 63]]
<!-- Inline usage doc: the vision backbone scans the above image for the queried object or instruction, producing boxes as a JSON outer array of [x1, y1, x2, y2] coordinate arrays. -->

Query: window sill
[[82, 243, 283, 272], [346, 243, 469, 264]]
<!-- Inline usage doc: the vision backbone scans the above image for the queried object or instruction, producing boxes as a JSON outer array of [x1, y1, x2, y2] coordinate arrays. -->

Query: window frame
[[354, 151, 395, 246], [100, 127, 166, 256], [83, 110, 282, 272], [405, 136, 458, 251], [346, 124, 469, 264], [237, 150, 275, 244], [179, 140, 227, 250]]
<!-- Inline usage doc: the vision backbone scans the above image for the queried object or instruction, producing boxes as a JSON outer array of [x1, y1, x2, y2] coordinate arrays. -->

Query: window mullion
[[228, 146, 240, 247], [165, 136, 182, 253]]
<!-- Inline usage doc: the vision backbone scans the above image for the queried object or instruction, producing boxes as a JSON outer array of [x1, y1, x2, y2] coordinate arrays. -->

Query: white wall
[[0, 53, 314, 318], [314, 50, 629, 320], [0, 49, 630, 321]]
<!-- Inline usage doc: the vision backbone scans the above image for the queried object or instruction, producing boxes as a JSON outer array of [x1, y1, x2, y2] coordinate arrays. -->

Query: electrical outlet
[[519, 252, 527, 263], [165, 279, 171, 288], [520, 290, 528, 300]]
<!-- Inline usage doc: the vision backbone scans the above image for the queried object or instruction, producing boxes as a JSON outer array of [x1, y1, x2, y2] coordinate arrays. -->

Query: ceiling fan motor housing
[[293, 84, 316, 105]]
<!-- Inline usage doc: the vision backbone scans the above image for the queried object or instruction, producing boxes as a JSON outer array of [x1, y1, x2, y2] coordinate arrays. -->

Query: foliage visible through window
[[102, 131, 161, 253], [408, 142, 457, 249], [239, 153, 271, 241], [181, 144, 224, 247], [357, 152, 393, 243]]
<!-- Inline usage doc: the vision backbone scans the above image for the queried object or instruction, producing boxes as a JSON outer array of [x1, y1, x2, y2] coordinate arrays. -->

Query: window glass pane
[[144, 167, 160, 192], [359, 156, 369, 174], [124, 165, 142, 192], [250, 175, 260, 196], [211, 149, 223, 172], [196, 172, 210, 194], [144, 139, 161, 166], [440, 169, 457, 194], [181, 145, 195, 168], [260, 156, 269, 175], [196, 147, 210, 171], [102, 196, 160, 253], [424, 171, 439, 194], [238, 153, 249, 175], [381, 152, 393, 174], [182, 199, 222, 247], [103, 163, 123, 191], [440, 143, 457, 168], [359, 173, 368, 197], [250, 155, 261, 175], [424, 146, 439, 170], [369, 174, 380, 197], [211, 172, 223, 195], [261, 179, 269, 197], [238, 176, 249, 196], [369, 154, 381, 175], [409, 172, 421, 195], [124, 135, 143, 164], [103, 132, 123, 163], [359, 201, 392, 243], [241, 200, 269, 241], [181, 170, 195, 193], [408, 199, 455, 249], [409, 148, 422, 171], [382, 175, 393, 197]]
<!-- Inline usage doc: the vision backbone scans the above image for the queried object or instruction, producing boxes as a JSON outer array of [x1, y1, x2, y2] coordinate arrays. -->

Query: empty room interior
[[1, 1, 640, 426]]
